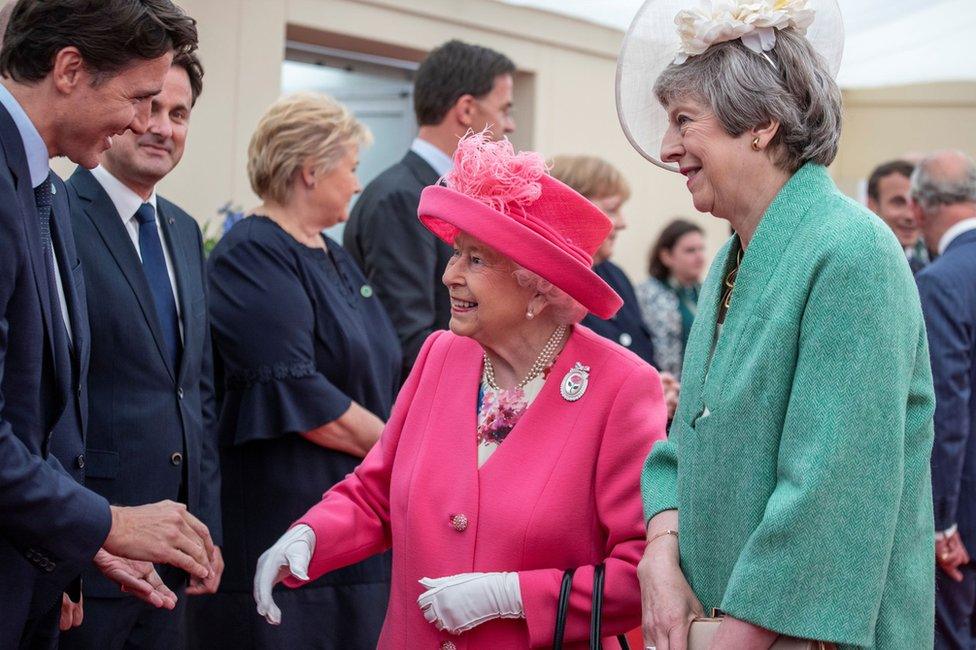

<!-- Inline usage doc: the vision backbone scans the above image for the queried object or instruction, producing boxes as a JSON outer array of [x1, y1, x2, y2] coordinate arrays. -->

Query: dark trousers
[[936, 559, 976, 649], [58, 581, 187, 650]]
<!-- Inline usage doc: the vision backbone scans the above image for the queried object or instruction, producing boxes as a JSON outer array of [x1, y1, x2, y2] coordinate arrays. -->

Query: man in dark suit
[[60, 51, 223, 649], [344, 40, 516, 379], [0, 2, 216, 647], [912, 150, 976, 649], [868, 159, 929, 274]]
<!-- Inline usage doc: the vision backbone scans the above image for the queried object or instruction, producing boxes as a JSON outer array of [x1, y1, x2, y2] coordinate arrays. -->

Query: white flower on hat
[[673, 0, 815, 64]]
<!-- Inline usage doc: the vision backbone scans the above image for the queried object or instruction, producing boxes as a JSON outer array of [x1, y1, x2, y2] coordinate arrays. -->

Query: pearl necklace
[[483, 325, 568, 391]]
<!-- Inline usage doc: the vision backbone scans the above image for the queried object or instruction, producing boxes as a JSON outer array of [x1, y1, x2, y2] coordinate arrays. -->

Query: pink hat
[[418, 132, 623, 319]]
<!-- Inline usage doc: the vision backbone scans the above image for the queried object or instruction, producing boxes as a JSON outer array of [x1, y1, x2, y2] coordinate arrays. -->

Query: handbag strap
[[554, 565, 630, 650], [553, 568, 576, 649]]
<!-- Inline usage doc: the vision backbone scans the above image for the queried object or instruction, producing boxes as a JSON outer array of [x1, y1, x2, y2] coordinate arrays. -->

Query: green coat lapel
[[692, 164, 836, 412]]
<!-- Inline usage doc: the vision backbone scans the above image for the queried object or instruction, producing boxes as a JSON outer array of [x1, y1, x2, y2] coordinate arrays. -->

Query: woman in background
[[636, 219, 706, 379], [189, 93, 400, 649], [550, 155, 679, 417]]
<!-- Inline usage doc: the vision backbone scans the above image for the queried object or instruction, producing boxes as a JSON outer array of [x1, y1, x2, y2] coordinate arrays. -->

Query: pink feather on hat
[[444, 129, 547, 216]]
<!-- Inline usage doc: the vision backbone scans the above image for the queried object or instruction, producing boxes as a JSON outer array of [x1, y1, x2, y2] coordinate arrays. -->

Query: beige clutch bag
[[688, 618, 834, 650]]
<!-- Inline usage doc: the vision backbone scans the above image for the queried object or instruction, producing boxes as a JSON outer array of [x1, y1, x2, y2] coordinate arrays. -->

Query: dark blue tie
[[134, 203, 181, 372], [34, 178, 72, 355]]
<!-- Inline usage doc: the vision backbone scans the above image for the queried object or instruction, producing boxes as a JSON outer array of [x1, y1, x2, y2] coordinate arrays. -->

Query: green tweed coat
[[641, 164, 936, 648]]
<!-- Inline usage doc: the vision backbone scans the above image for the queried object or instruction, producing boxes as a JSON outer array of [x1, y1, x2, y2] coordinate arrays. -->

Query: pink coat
[[286, 326, 667, 648]]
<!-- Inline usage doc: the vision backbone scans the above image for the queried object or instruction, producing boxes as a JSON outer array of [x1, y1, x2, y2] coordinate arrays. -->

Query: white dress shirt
[[90, 165, 183, 340], [0, 82, 73, 342], [938, 216, 976, 256]]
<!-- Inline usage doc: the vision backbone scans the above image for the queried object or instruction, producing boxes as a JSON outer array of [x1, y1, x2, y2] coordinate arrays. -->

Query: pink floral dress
[[476, 364, 554, 467]]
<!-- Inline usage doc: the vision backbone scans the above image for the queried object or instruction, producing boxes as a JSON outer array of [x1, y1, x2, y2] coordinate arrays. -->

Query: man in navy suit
[[343, 40, 516, 380], [0, 2, 216, 647], [60, 51, 223, 649], [912, 150, 976, 649]]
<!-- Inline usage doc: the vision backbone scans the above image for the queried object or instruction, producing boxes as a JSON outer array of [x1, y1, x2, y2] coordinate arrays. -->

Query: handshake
[[59, 500, 223, 631]]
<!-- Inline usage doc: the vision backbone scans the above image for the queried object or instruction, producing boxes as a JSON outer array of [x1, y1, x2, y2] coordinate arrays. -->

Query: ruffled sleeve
[[208, 224, 352, 446]]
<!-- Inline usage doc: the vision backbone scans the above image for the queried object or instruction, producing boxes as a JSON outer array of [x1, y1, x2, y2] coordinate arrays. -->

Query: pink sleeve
[[283, 331, 444, 587], [519, 362, 667, 647]]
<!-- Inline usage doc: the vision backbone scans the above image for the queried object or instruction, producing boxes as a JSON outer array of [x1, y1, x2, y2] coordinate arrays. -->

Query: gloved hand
[[417, 571, 523, 635], [253, 524, 315, 625]]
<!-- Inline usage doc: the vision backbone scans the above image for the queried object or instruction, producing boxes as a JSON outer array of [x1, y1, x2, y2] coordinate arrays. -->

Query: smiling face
[[442, 232, 535, 347], [660, 96, 757, 220], [868, 172, 919, 248], [55, 50, 174, 169], [590, 194, 627, 265], [100, 64, 192, 191]]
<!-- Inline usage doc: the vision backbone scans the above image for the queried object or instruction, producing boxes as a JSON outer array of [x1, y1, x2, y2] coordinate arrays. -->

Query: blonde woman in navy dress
[[188, 93, 401, 649]]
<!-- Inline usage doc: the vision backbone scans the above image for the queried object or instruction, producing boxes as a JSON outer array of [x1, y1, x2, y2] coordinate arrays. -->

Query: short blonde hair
[[247, 92, 372, 205], [548, 155, 631, 202]]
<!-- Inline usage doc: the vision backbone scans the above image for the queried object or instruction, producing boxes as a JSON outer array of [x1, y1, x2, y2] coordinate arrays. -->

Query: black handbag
[[552, 564, 631, 650]]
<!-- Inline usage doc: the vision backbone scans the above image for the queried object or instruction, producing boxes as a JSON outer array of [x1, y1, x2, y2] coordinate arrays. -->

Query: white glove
[[253, 524, 315, 625], [417, 571, 524, 635]]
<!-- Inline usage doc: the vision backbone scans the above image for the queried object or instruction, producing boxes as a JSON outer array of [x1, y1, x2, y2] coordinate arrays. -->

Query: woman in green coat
[[616, 1, 936, 648]]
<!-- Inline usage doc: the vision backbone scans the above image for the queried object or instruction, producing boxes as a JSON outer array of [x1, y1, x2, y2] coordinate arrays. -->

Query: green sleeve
[[720, 227, 930, 645], [641, 433, 679, 524]]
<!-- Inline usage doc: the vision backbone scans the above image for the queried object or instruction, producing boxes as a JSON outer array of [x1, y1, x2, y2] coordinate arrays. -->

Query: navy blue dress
[[582, 260, 657, 367], [188, 216, 401, 649]]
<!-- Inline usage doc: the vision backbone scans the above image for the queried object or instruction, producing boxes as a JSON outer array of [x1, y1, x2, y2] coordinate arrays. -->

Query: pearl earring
[[526, 310, 534, 320]]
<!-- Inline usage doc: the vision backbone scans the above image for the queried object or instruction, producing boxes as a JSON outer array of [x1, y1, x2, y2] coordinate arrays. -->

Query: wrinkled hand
[[937, 531, 970, 582], [103, 501, 214, 581], [417, 572, 523, 635], [93, 548, 177, 609], [59, 593, 83, 631], [639, 544, 703, 650], [188, 546, 224, 595], [254, 525, 315, 625], [660, 372, 681, 420]]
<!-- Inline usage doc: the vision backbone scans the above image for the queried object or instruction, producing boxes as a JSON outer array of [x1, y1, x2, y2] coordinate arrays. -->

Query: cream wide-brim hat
[[615, 0, 845, 173]]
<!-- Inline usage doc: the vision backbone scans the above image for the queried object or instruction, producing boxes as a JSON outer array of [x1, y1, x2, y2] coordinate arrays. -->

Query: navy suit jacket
[[582, 260, 657, 367], [343, 151, 452, 380], [67, 167, 221, 597], [0, 105, 110, 644], [918, 228, 976, 537]]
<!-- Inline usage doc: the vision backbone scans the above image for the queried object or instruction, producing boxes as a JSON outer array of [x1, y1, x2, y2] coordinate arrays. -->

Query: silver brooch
[[560, 362, 590, 402]]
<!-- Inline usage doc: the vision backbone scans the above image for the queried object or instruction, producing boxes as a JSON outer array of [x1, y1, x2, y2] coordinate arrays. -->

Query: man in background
[[868, 159, 928, 273], [912, 150, 976, 649], [61, 51, 223, 649], [344, 39, 516, 379]]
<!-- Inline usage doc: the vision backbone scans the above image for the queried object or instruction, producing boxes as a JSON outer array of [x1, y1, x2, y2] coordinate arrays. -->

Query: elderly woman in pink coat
[[252, 132, 667, 649]]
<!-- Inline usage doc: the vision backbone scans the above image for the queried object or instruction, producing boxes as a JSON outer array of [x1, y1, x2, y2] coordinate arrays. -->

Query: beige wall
[[53, 0, 976, 283]]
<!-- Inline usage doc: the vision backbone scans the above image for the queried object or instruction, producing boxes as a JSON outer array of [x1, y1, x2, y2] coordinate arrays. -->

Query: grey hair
[[654, 29, 842, 172], [910, 150, 976, 215], [512, 267, 587, 325]]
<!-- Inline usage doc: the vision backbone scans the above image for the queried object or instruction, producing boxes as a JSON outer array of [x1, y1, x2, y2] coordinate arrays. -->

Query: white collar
[[938, 217, 976, 255], [410, 137, 453, 178], [90, 165, 157, 222]]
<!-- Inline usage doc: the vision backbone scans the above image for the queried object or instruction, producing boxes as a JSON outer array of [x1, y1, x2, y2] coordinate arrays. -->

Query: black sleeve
[[208, 233, 352, 446], [358, 189, 443, 372]]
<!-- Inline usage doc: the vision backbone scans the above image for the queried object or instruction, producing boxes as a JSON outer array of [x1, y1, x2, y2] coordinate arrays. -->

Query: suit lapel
[[69, 167, 177, 381], [0, 105, 57, 364], [402, 150, 441, 187], [50, 174, 88, 394], [157, 201, 193, 384]]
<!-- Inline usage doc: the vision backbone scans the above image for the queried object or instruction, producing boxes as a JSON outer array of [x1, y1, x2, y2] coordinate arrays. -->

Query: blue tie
[[134, 203, 181, 372], [34, 177, 72, 361]]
